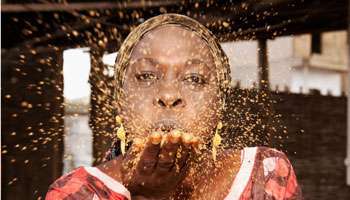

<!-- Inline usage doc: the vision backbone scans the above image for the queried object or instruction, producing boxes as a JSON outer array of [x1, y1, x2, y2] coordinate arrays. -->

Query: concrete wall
[[271, 92, 350, 199]]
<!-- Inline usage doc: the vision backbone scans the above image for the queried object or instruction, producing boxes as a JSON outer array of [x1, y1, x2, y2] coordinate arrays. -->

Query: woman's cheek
[[184, 93, 217, 127]]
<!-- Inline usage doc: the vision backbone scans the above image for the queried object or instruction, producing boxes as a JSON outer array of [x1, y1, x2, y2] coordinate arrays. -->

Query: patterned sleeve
[[46, 167, 130, 200], [256, 147, 303, 200]]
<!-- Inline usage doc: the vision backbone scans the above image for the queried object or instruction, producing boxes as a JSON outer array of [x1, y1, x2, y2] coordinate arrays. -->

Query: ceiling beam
[[1, 1, 181, 13]]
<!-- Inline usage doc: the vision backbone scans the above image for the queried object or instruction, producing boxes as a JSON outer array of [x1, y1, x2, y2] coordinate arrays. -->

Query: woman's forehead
[[129, 24, 215, 67]]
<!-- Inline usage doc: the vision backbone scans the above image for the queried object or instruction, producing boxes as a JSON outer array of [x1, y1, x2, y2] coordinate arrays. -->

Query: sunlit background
[[62, 33, 346, 172], [3, 1, 349, 199]]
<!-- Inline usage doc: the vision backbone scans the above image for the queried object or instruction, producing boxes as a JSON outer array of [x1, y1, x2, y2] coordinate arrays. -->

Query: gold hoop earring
[[115, 116, 127, 155], [212, 121, 223, 161]]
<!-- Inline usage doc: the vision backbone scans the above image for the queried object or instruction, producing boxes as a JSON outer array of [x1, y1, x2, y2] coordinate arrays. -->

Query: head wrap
[[114, 13, 231, 103]]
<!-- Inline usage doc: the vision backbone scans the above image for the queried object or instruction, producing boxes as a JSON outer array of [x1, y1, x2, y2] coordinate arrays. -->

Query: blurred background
[[2, 0, 350, 199]]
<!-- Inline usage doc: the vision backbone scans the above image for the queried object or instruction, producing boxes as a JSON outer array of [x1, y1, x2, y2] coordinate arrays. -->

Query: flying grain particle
[[222, 21, 230, 27], [72, 30, 79, 36]]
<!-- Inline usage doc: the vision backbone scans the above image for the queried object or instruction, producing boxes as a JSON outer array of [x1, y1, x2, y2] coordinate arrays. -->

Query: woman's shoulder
[[49, 167, 88, 188], [242, 146, 289, 156], [234, 146, 302, 200], [237, 146, 296, 178], [238, 146, 293, 165], [224, 146, 292, 165], [46, 167, 93, 199], [46, 166, 130, 200]]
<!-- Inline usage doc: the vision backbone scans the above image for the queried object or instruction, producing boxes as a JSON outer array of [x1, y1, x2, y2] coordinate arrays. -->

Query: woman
[[46, 14, 302, 200]]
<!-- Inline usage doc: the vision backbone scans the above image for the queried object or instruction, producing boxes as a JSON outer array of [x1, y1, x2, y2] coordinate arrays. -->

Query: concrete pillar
[[258, 38, 270, 90], [89, 48, 115, 165], [346, 0, 350, 185]]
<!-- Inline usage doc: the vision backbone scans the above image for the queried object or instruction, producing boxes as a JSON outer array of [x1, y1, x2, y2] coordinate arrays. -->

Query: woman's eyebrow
[[131, 57, 159, 66], [186, 58, 205, 65], [185, 58, 211, 70]]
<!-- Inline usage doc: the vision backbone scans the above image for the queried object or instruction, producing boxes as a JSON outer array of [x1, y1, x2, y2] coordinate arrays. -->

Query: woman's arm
[[45, 167, 130, 200], [257, 147, 303, 200]]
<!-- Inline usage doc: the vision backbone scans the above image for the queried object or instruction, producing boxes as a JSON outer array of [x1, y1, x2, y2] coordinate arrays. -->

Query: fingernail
[[191, 136, 199, 144], [169, 130, 182, 143], [182, 133, 193, 145], [191, 136, 201, 153], [160, 133, 168, 147], [150, 131, 162, 145]]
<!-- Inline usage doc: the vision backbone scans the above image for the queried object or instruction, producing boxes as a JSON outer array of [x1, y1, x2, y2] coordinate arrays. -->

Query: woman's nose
[[154, 93, 185, 109]]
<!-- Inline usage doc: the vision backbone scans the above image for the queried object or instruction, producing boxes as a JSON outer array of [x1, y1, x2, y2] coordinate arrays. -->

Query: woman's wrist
[[96, 156, 124, 183]]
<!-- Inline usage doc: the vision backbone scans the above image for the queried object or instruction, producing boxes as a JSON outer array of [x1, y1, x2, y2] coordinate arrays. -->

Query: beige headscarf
[[113, 13, 232, 104]]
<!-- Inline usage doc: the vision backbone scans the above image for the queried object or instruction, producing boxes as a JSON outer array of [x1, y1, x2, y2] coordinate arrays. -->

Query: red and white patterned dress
[[46, 147, 302, 200]]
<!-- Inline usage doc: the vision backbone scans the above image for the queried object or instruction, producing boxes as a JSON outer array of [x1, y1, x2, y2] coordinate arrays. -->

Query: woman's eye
[[135, 72, 157, 82], [183, 74, 206, 85]]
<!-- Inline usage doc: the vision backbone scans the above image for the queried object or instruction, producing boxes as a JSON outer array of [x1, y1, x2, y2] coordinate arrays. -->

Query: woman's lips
[[153, 119, 179, 133]]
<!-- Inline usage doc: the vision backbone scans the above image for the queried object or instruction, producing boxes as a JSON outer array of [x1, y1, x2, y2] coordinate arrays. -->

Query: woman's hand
[[121, 131, 198, 199]]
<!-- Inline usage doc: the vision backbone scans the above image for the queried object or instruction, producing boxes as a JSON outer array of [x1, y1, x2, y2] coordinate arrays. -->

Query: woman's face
[[119, 25, 221, 141]]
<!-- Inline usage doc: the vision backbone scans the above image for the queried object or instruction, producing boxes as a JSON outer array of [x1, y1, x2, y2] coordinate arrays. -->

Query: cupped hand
[[121, 131, 200, 199]]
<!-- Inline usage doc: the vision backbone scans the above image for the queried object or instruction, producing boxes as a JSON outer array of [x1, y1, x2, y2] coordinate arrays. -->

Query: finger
[[181, 133, 202, 152], [169, 129, 182, 143], [156, 134, 180, 173], [175, 143, 191, 172], [170, 132, 194, 173], [150, 131, 162, 145], [124, 138, 144, 161], [190, 136, 202, 154], [181, 132, 193, 147], [121, 138, 145, 172], [136, 132, 162, 174]]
